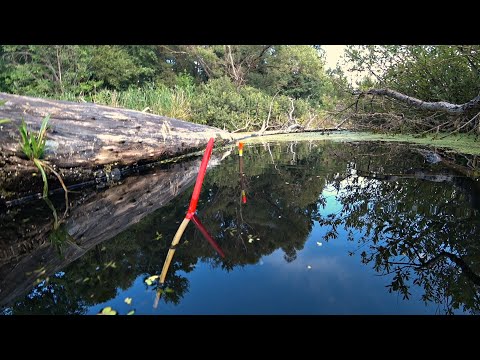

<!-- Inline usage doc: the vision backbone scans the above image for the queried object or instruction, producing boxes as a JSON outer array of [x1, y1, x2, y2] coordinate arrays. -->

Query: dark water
[[1, 139, 480, 315]]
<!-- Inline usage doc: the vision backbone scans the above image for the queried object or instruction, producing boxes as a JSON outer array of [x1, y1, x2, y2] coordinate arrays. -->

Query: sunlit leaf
[[104, 261, 117, 269], [124, 297, 132, 305], [165, 288, 174, 294], [98, 306, 117, 315], [145, 275, 159, 286], [307, 265, 312, 269], [127, 310, 135, 315]]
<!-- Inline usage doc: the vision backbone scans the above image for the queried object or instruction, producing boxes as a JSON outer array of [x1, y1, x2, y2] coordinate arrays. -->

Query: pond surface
[[1, 138, 480, 315]]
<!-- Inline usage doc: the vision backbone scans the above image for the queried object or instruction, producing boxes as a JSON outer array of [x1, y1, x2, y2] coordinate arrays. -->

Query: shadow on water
[[1, 139, 480, 314]]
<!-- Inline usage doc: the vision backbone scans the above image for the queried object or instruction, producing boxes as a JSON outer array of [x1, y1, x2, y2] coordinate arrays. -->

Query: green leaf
[[0, 119, 11, 124], [165, 287, 174, 294], [33, 158, 49, 198], [124, 297, 132, 305]]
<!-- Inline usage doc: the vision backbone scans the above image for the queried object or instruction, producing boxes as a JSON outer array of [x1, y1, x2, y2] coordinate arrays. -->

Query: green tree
[[1, 45, 100, 96], [89, 46, 144, 90]]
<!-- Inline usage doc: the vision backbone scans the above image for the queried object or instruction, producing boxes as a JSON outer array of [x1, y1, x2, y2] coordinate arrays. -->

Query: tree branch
[[355, 88, 480, 114]]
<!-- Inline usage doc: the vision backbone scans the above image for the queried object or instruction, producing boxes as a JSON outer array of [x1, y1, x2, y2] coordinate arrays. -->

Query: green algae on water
[[241, 131, 480, 156]]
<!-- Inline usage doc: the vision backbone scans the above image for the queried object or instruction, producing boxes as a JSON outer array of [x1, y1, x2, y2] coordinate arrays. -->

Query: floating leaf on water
[[104, 261, 117, 269], [256, 238, 260, 241], [316, 242, 323, 247], [155, 232, 163, 241], [248, 238, 254, 243], [124, 297, 132, 305], [307, 265, 312, 269], [101, 246, 106, 251], [127, 310, 135, 315], [83, 277, 90, 283], [165, 288, 174, 294], [98, 307, 117, 315], [145, 275, 159, 286]]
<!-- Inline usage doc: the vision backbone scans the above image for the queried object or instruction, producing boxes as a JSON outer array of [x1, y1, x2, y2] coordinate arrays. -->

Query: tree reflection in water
[[1, 140, 479, 314], [316, 143, 480, 314]]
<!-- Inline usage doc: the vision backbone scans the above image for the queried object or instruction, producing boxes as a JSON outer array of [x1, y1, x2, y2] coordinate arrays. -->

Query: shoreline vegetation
[[236, 131, 480, 156]]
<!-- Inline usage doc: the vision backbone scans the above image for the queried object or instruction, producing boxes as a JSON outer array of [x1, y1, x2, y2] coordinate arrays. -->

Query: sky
[[322, 45, 367, 86], [323, 45, 347, 71]]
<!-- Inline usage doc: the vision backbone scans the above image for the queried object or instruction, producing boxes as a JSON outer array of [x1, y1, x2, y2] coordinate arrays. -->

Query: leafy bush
[[191, 77, 313, 131]]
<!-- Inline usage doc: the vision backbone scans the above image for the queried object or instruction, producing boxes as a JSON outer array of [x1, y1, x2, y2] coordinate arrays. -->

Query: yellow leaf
[[124, 297, 132, 305], [99, 307, 117, 315], [127, 310, 135, 315], [145, 275, 159, 286]]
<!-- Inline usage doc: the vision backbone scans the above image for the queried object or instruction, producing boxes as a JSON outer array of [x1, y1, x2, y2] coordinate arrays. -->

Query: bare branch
[[355, 88, 480, 114]]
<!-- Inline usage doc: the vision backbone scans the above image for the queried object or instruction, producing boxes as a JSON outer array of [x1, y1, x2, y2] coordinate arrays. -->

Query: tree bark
[[356, 88, 480, 115]]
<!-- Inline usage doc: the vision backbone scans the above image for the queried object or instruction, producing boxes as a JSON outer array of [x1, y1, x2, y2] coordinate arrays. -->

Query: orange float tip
[[238, 142, 244, 150]]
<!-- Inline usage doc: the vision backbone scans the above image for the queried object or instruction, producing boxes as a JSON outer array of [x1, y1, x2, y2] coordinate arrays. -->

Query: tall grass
[[18, 115, 69, 229], [91, 84, 194, 120]]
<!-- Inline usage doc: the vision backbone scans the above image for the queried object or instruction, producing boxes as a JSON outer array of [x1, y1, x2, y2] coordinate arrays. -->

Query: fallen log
[[0, 92, 233, 199]]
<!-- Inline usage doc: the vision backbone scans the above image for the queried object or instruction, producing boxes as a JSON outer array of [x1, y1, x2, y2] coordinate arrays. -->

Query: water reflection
[[1, 140, 479, 314]]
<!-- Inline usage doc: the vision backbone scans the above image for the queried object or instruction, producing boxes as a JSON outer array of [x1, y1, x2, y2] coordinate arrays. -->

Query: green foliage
[[18, 115, 50, 160], [90, 46, 144, 90], [91, 83, 193, 120], [0, 119, 11, 124], [191, 77, 313, 131], [17, 114, 67, 231], [346, 45, 480, 105], [342, 45, 480, 134]]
